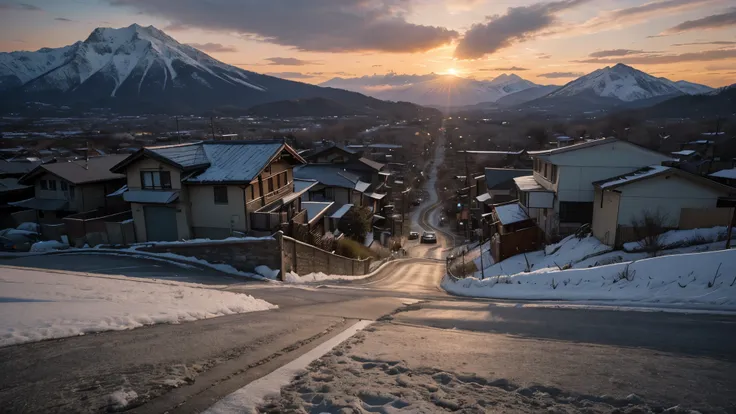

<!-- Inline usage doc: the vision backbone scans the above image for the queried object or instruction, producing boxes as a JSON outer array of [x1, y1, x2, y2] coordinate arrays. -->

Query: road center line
[[203, 319, 374, 414]]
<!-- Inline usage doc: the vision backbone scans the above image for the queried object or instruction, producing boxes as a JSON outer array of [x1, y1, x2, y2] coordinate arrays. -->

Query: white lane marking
[[204, 320, 374, 414]]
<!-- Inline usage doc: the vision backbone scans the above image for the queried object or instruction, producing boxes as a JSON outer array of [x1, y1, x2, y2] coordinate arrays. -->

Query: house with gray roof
[[111, 140, 311, 241], [11, 155, 128, 223]]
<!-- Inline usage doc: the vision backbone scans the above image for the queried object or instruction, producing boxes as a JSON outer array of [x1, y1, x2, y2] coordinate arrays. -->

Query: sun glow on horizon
[[445, 68, 459, 76]]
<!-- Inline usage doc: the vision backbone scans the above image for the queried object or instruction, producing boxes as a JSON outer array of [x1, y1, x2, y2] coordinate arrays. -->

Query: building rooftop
[[494, 203, 530, 226], [485, 168, 532, 189], [21, 155, 127, 185], [330, 203, 353, 219], [513, 175, 547, 192], [710, 168, 736, 180], [594, 165, 670, 189], [294, 164, 371, 192], [302, 201, 334, 224]]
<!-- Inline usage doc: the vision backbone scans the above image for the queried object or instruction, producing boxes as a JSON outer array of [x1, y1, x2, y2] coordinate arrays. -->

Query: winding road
[[2, 131, 735, 413]]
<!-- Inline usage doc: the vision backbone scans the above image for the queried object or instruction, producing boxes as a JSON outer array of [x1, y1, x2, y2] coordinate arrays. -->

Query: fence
[[63, 210, 133, 247], [679, 207, 733, 229], [491, 226, 543, 263], [280, 234, 371, 276]]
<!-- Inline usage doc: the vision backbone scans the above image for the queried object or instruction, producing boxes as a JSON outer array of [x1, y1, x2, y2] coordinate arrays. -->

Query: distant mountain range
[[327, 64, 716, 113], [322, 73, 543, 107], [0, 24, 435, 118]]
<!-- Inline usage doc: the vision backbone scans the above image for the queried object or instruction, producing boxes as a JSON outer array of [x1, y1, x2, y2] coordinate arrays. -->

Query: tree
[[526, 125, 548, 148], [631, 209, 669, 256], [338, 206, 373, 242]]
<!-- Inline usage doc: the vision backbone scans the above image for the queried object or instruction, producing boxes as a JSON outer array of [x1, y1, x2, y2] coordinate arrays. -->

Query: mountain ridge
[[0, 24, 436, 118]]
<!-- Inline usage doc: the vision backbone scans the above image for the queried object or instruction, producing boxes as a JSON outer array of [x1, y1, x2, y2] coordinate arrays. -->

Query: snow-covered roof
[[556, 136, 573, 141], [594, 165, 670, 189], [461, 150, 525, 155], [302, 201, 334, 224], [671, 150, 696, 156], [710, 168, 736, 180], [476, 192, 492, 203], [701, 132, 725, 136], [294, 165, 370, 192], [513, 175, 548, 192], [293, 178, 318, 193], [688, 140, 715, 145], [494, 203, 530, 226], [330, 204, 353, 219], [365, 192, 387, 200], [185, 142, 285, 183], [527, 138, 612, 156]]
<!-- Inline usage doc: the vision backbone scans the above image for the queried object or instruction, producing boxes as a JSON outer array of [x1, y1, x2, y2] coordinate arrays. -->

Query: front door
[[144, 206, 178, 242]]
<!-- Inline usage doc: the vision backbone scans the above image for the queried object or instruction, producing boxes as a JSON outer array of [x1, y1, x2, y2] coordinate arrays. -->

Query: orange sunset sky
[[1, 0, 734, 87]]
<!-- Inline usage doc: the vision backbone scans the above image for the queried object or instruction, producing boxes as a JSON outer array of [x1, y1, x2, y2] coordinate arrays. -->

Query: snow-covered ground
[[0, 267, 276, 347], [623, 226, 727, 252], [443, 249, 736, 309]]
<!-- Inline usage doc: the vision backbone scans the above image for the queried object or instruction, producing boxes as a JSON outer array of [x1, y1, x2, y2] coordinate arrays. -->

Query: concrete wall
[[281, 235, 371, 276], [616, 174, 728, 227], [592, 188, 621, 246], [140, 238, 281, 274]]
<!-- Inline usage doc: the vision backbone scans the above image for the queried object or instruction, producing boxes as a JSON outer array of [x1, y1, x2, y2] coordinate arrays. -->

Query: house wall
[[189, 185, 250, 238], [33, 173, 124, 213], [126, 158, 183, 190], [533, 141, 670, 203], [616, 174, 729, 228], [592, 188, 621, 246], [130, 199, 192, 242]]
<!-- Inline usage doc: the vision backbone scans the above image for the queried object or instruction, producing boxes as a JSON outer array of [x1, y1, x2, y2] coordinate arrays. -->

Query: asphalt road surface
[[2, 131, 735, 413]]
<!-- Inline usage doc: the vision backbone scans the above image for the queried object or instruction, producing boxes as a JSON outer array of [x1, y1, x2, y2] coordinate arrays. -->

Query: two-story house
[[110, 140, 309, 242], [522, 138, 671, 238], [12, 155, 128, 223]]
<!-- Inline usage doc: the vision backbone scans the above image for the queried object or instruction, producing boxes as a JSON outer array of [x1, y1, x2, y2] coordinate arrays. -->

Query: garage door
[[144, 206, 178, 242]]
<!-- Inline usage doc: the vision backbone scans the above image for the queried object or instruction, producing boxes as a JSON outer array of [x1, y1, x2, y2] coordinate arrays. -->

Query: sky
[[0, 0, 734, 87]]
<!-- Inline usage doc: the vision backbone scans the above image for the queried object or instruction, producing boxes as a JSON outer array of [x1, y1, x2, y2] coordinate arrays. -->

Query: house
[[11, 155, 128, 223], [0, 158, 43, 227], [305, 145, 385, 186], [523, 138, 671, 239], [294, 164, 384, 212], [591, 166, 736, 247], [482, 168, 532, 205], [710, 168, 736, 187], [110, 140, 309, 242], [486, 201, 543, 262]]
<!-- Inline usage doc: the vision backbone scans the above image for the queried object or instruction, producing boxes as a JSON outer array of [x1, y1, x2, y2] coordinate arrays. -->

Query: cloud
[[536, 53, 552, 59], [110, 0, 458, 53], [574, 48, 736, 64], [54, 17, 74, 22], [538, 72, 584, 78], [588, 49, 657, 58], [662, 9, 736, 34], [266, 71, 314, 79], [673, 40, 736, 46], [581, 0, 717, 31], [323, 72, 437, 86], [481, 66, 530, 71], [187, 42, 238, 53], [454, 0, 588, 59], [706, 63, 736, 70], [265, 57, 315, 66], [0, 1, 41, 10], [372, 64, 383, 67]]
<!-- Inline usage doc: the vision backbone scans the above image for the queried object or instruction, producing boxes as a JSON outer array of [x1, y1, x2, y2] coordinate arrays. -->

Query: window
[[267, 177, 274, 193], [140, 171, 172, 190], [214, 186, 228, 205], [69, 186, 75, 199], [61, 181, 68, 191], [40, 180, 48, 190], [48, 180, 57, 191], [550, 165, 558, 184], [558, 201, 593, 224]]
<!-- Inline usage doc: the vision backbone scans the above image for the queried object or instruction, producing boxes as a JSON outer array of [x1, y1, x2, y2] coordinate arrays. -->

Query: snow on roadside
[[624, 226, 728, 252], [471, 235, 612, 278], [0, 267, 277, 347], [130, 236, 273, 248], [255, 265, 280, 280], [29, 240, 69, 252], [283, 271, 376, 284], [443, 249, 736, 309]]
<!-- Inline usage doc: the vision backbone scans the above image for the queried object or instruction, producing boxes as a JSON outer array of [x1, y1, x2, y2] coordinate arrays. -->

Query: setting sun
[[446, 68, 459, 76]]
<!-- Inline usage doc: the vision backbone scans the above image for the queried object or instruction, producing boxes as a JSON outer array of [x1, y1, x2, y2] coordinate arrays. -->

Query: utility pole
[[210, 116, 216, 140], [175, 116, 181, 144], [479, 217, 486, 280]]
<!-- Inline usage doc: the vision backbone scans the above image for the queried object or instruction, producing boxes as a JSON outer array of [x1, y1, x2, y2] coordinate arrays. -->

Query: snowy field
[[444, 249, 736, 310], [0, 267, 276, 347]]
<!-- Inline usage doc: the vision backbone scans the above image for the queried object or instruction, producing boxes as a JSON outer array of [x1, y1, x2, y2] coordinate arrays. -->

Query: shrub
[[335, 238, 378, 260], [337, 206, 373, 241], [630, 209, 669, 256]]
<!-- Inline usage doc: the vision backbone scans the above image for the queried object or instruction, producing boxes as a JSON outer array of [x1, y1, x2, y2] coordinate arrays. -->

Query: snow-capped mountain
[[322, 73, 542, 106], [545, 64, 713, 102], [0, 24, 432, 116]]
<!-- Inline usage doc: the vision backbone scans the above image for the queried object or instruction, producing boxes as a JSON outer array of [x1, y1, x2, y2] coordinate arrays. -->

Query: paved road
[[2, 129, 736, 413]]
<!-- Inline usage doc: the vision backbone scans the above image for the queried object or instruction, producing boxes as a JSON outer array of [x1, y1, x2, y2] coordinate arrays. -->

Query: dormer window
[[141, 171, 172, 190]]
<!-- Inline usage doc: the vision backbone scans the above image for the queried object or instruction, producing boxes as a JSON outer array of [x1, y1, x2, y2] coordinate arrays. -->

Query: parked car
[[439, 216, 447, 226], [408, 231, 420, 240], [421, 231, 437, 244]]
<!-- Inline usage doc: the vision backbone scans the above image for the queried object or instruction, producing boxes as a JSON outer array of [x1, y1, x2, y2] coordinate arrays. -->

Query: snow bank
[[624, 227, 728, 252], [473, 235, 611, 278], [132, 236, 274, 247], [16, 222, 40, 233], [284, 271, 375, 283], [255, 265, 280, 280], [443, 249, 736, 309], [0, 267, 277, 347], [29, 240, 69, 252]]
